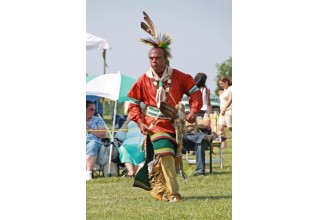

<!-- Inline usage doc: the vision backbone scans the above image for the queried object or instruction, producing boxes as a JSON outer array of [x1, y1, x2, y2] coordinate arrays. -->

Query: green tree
[[215, 57, 232, 96]]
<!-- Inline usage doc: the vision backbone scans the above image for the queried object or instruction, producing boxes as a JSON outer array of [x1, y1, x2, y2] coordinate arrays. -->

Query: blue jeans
[[183, 132, 210, 174], [86, 140, 102, 157]]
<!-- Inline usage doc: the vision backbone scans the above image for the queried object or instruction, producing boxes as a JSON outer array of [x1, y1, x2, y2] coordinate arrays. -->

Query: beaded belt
[[146, 106, 170, 119]]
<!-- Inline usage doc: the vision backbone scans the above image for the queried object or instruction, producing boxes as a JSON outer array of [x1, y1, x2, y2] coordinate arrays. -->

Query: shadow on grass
[[214, 151, 232, 155], [201, 171, 231, 176], [211, 171, 232, 175], [184, 195, 231, 201], [211, 165, 232, 169]]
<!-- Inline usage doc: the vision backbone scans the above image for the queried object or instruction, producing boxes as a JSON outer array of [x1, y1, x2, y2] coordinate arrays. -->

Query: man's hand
[[138, 122, 150, 135], [185, 111, 197, 123]]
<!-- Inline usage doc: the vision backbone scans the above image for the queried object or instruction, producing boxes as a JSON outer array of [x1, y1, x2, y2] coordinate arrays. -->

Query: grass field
[[87, 133, 232, 220]]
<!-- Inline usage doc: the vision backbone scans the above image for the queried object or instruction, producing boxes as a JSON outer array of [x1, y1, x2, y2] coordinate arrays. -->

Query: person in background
[[86, 101, 107, 180], [218, 76, 232, 148], [115, 103, 146, 177], [183, 111, 215, 176], [194, 72, 212, 116]]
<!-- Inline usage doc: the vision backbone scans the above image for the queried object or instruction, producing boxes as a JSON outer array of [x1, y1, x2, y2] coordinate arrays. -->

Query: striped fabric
[[146, 106, 170, 119], [133, 133, 177, 191], [151, 132, 177, 156], [130, 98, 141, 105]]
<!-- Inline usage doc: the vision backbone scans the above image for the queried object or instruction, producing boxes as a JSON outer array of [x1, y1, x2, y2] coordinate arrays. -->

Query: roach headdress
[[140, 11, 173, 65]]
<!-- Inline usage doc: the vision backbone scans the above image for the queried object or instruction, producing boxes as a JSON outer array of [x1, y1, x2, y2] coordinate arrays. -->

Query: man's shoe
[[151, 192, 167, 201], [168, 194, 182, 202]]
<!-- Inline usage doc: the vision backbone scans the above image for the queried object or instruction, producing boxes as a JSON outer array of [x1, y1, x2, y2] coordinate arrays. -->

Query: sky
[[86, 0, 231, 93]]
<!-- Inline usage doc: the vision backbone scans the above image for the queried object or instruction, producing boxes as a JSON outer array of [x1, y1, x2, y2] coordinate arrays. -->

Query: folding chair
[[92, 140, 107, 178], [92, 138, 119, 178], [209, 112, 223, 169], [92, 160, 119, 178], [92, 164, 104, 178], [184, 112, 223, 174], [184, 133, 215, 174], [113, 138, 126, 176]]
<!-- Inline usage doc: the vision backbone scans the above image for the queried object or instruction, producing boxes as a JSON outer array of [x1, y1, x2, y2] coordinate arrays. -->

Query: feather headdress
[[140, 11, 173, 63]]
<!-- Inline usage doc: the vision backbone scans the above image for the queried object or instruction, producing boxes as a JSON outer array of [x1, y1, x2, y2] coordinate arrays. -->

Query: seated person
[[115, 114, 145, 178], [183, 111, 214, 176], [86, 101, 107, 180]]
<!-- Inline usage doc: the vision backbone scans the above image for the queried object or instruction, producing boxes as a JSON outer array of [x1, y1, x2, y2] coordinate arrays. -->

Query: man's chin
[[153, 67, 164, 73]]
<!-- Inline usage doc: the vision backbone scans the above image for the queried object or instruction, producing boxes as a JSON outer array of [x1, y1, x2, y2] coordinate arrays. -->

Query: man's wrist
[[136, 118, 143, 125]]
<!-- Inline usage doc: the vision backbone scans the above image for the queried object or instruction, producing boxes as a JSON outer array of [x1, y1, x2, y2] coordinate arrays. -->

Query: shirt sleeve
[[96, 117, 107, 129], [115, 130, 127, 141], [127, 78, 144, 124]]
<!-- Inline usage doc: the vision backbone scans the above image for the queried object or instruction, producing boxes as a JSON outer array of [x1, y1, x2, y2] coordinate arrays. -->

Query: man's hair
[[194, 72, 207, 88], [149, 47, 168, 59], [149, 47, 170, 65]]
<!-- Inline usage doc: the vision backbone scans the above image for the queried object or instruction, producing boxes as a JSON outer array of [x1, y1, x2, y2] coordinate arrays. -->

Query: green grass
[[87, 133, 232, 220]]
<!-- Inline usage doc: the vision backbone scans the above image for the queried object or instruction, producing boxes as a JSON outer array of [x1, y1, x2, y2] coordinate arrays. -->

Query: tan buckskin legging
[[150, 155, 179, 197]]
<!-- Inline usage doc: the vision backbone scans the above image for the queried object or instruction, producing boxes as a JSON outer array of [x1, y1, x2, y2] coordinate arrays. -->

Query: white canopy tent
[[86, 32, 111, 74]]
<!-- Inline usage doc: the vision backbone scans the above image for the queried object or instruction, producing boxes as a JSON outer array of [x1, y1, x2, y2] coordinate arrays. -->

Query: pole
[[103, 49, 107, 74], [107, 100, 117, 176]]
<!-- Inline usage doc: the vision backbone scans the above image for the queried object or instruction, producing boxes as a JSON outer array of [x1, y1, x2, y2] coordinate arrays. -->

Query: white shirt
[[219, 86, 232, 115], [200, 87, 208, 111]]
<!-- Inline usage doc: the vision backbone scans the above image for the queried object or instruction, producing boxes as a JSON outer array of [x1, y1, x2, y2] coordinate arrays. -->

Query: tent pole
[[107, 101, 117, 176], [103, 49, 107, 74]]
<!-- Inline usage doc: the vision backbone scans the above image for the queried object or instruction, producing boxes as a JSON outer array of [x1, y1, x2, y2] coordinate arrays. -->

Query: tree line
[[214, 57, 232, 96]]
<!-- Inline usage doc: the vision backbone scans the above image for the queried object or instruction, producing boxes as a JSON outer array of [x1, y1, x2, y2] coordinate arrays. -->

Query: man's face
[[149, 48, 166, 73]]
